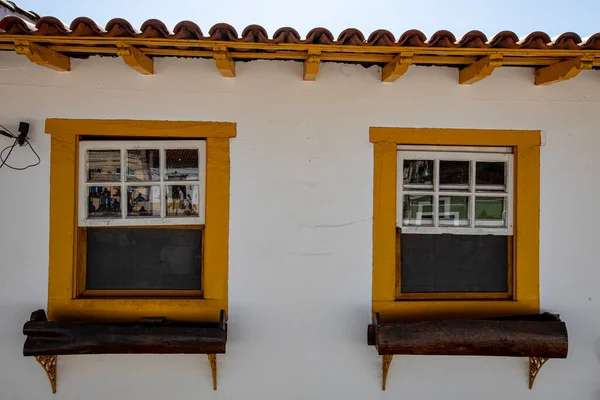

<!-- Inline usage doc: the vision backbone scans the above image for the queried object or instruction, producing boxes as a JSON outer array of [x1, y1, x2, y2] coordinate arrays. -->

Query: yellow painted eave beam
[[14, 40, 70, 72], [213, 44, 235, 77], [459, 53, 503, 85], [534, 56, 594, 85], [117, 43, 153, 75], [381, 52, 413, 82], [303, 49, 320, 81]]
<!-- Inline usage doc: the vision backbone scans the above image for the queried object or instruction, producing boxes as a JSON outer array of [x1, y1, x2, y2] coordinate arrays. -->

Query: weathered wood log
[[369, 313, 568, 358], [23, 310, 227, 356]]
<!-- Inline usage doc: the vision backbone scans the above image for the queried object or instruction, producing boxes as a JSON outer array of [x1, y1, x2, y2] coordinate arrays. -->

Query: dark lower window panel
[[400, 233, 509, 293]]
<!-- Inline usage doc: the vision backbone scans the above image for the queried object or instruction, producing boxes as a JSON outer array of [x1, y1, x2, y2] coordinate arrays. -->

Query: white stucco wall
[[1, 51, 600, 400]]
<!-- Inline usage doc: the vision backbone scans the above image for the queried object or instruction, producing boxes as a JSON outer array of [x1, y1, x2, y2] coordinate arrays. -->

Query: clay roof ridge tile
[[34, 16, 70, 35], [580, 33, 600, 50], [140, 19, 171, 38], [367, 29, 396, 46], [487, 30, 520, 48], [304, 27, 334, 44], [337, 28, 366, 45], [172, 20, 203, 39], [104, 18, 140, 37], [549, 32, 582, 50], [517, 31, 551, 49], [241, 24, 270, 43], [69, 17, 106, 37], [457, 30, 489, 48], [396, 29, 427, 47], [272, 27, 301, 44], [208, 23, 239, 41], [425, 30, 457, 47], [0, 15, 36, 34]]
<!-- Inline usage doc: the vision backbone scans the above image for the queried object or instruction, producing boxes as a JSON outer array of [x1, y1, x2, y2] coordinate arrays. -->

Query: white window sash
[[78, 140, 206, 227], [397, 147, 514, 235]]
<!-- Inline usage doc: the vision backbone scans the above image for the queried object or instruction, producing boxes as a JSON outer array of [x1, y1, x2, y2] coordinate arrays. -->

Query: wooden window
[[396, 147, 514, 300], [46, 119, 236, 322], [371, 128, 540, 320], [76, 140, 206, 297]]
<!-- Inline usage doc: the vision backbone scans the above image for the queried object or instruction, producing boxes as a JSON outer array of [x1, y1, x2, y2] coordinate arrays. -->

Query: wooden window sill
[[23, 309, 227, 393], [367, 312, 568, 391]]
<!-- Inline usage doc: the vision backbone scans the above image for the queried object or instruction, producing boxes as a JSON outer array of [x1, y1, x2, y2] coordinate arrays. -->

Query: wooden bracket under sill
[[23, 309, 227, 393], [367, 312, 568, 391]]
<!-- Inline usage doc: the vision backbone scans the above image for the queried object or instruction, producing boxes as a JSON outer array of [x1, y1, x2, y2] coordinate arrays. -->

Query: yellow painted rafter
[[303, 48, 320, 81], [116, 43, 153, 75], [459, 53, 503, 85], [381, 52, 413, 82], [213, 44, 235, 77], [534, 56, 594, 85], [13, 40, 70, 72]]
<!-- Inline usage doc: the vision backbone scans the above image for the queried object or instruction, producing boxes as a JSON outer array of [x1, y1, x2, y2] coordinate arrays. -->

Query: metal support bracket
[[208, 354, 217, 390], [35, 355, 57, 394], [381, 354, 393, 390], [529, 356, 549, 389]]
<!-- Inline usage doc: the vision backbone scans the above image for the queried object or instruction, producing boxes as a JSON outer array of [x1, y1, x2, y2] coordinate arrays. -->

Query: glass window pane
[[439, 161, 469, 190], [87, 186, 121, 219], [165, 185, 200, 217], [403, 195, 433, 226], [439, 196, 469, 226], [403, 160, 433, 189], [127, 186, 160, 217], [475, 197, 506, 227], [165, 149, 199, 181], [476, 162, 505, 191], [127, 149, 159, 181], [87, 150, 121, 182]]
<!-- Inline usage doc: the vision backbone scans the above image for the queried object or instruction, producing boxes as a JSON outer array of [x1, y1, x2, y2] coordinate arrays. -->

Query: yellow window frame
[[371, 127, 541, 321], [45, 119, 236, 323]]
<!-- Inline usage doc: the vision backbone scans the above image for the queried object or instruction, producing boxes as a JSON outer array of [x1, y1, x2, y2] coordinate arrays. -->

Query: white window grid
[[397, 146, 514, 235], [79, 140, 206, 227]]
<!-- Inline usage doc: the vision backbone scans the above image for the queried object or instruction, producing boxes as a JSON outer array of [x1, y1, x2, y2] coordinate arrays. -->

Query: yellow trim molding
[[45, 119, 236, 322], [370, 127, 540, 321]]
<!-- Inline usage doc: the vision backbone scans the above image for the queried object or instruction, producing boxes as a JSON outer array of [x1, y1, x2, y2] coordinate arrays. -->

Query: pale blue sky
[[14, 0, 600, 39]]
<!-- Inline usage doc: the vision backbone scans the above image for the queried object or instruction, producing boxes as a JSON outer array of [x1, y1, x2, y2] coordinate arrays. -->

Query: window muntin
[[397, 147, 513, 235], [79, 140, 206, 227]]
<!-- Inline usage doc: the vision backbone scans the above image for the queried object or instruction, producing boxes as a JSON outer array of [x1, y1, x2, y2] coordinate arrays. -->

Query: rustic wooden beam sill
[[367, 312, 568, 391], [23, 309, 227, 393]]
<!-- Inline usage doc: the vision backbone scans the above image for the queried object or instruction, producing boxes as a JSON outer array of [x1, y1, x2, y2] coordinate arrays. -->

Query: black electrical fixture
[[0, 122, 40, 171], [0, 122, 30, 146]]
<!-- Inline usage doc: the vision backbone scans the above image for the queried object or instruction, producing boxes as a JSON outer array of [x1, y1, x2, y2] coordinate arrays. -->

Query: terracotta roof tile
[[426, 30, 457, 47], [172, 20, 203, 39], [140, 19, 170, 38], [337, 28, 366, 46], [105, 18, 138, 37], [241, 24, 269, 43], [34, 16, 69, 35], [0, 15, 34, 34], [208, 23, 238, 41], [271, 27, 301, 44], [69, 17, 105, 37], [367, 29, 396, 46], [487, 30, 520, 48], [581, 33, 600, 50], [396, 29, 427, 46], [549, 32, 581, 50], [457, 30, 488, 48], [518, 31, 552, 49], [304, 27, 334, 44]]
